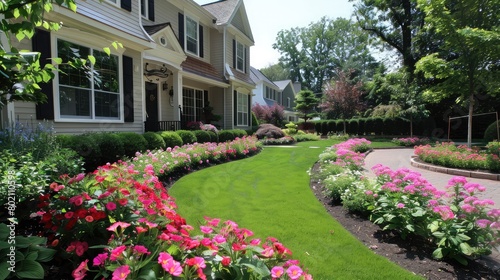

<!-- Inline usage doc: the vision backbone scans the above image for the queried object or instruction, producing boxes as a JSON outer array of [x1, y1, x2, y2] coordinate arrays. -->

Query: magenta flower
[[158, 253, 182, 276], [133, 245, 150, 255], [110, 245, 127, 261], [271, 266, 284, 278], [106, 201, 117, 211], [112, 265, 131, 280], [200, 225, 213, 234], [397, 203, 405, 209], [72, 260, 88, 280], [107, 221, 131, 232], [286, 265, 303, 279], [93, 253, 108, 267]]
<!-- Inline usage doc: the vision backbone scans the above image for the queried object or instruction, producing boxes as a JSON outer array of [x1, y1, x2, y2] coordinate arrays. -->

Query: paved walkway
[[363, 148, 500, 271]]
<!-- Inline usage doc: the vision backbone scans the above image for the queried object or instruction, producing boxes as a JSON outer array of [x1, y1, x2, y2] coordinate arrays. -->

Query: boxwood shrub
[[175, 130, 197, 145], [218, 130, 235, 142], [193, 130, 211, 143], [143, 131, 166, 150], [116, 132, 147, 157], [159, 131, 183, 148], [207, 131, 218, 143]]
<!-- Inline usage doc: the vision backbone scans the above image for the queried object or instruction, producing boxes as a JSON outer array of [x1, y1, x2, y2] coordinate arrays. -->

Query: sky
[[195, 0, 355, 69]]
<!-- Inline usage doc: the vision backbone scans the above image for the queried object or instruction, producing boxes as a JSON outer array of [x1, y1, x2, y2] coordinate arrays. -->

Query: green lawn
[[170, 140, 421, 280]]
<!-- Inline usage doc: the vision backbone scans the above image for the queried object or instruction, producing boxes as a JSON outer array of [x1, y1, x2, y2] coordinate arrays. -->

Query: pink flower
[[286, 265, 303, 280], [200, 225, 213, 234], [213, 234, 226, 244], [158, 253, 182, 276], [477, 219, 492, 228], [271, 266, 284, 278], [72, 260, 88, 280], [93, 253, 108, 267], [110, 245, 127, 261], [106, 202, 117, 211], [133, 245, 150, 255], [112, 265, 131, 280], [107, 221, 131, 232], [397, 203, 405, 209], [261, 246, 274, 258], [185, 257, 206, 269], [221, 256, 231, 266]]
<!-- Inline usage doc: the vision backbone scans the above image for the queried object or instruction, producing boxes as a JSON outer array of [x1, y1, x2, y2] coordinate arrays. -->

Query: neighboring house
[[250, 66, 299, 122], [1, 0, 255, 133]]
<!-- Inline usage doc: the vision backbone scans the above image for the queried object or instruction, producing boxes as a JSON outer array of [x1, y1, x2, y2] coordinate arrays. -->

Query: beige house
[[1, 0, 255, 133]]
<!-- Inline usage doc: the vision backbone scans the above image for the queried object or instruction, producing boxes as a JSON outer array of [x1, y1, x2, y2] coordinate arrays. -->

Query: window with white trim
[[265, 86, 276, 100], [182, 88, 204, 121], [237, 92, 248, 126], [57, 39, 120, 120], [186, 16, 199, 55], [236, 40, 245, 72], [140, 0, 148, 18]]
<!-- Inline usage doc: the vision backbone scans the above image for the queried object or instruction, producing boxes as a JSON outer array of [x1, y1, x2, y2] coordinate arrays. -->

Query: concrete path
[[363, 148, 500, 270]]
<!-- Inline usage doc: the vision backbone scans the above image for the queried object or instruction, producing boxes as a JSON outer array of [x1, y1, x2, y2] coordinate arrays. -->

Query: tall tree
[[259, 63, 290, 81], [415, 0, 500, 147], [294, 90, 319, 124], [352, 0, 426, 79], [319, 70, 364, 133], [273, 17, 377, 93]]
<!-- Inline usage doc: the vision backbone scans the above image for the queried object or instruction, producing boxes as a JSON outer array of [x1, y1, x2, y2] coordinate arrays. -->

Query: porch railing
[[144, 121, 183, 132]]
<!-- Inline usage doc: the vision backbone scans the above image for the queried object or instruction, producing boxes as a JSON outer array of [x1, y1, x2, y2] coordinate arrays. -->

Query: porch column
[[172, 70, 182, 121]]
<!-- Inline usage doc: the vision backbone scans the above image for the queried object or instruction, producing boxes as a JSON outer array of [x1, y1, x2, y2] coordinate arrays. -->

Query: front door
[[145, 82, 159, 131]]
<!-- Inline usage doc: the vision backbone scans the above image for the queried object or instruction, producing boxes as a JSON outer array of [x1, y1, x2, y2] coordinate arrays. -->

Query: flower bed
[[392, 137, 430, 147], [315, 138, 500, 265], [415, 141, 500, 172], [5, 137, 314, 279]]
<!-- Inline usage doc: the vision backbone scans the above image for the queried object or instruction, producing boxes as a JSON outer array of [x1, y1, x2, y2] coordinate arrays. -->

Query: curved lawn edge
[[169, 141, 422, 280]]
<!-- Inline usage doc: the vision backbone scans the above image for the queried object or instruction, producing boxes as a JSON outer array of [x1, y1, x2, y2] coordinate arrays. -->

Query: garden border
[[410, 156, 500, 181]]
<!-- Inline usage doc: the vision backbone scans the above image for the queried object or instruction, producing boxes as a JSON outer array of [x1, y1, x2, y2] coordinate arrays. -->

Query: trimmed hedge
[[484, 120, 500, 142], [159, 131, 183, 148], [218, 130, 235, 142], [207, 131, 218, 143], [175, 130, 197, 145], [193, 130, 212, 143], [143, 132, 166, 150], [116, 132, 148, 157]]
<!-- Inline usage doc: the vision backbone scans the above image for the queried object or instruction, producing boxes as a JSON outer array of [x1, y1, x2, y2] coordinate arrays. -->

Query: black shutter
[[148, 0, 155, 21], [199, 24, 204, 58], [121, 0, 131, 12], [33, 29, 54, 120], [123, 55, 134, 122], [232, 39, 236, 68], [178, 13, 184, 49], [233, 91, 237, 126], [247, 94, 251, 126]]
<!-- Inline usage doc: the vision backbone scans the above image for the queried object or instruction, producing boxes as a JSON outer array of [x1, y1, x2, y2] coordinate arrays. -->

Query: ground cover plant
[[4, 136, 320, 279], [415, 141, 500, 172], [170, 140, 421, 280], [315, 139, 500, 266]]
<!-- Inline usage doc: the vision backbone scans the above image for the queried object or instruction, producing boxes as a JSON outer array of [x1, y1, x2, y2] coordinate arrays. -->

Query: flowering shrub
[[392, 137, 430, 147], [415, 142, 499, 171], [260, 136, 296, 146], [32, 137, 312, 279], [367, 166, 500, 264], [200, 123, 219, 134]]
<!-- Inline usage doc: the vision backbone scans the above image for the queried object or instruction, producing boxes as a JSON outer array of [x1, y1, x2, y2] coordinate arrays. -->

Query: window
[[287, 97, 291, 108], [236, 41, 245, 72], [237, 92, 248, 126], [265, 86, 276, 100], [186, 16, 198, 55], [182, 88, 204, 121], [57, 39, 120, 120], [140, 0, 148, 18]]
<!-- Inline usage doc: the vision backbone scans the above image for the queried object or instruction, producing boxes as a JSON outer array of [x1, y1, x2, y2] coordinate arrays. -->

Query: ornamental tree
[[294, 90, 319, 124]]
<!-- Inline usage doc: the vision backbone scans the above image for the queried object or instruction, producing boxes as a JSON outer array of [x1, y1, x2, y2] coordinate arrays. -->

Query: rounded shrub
[[233, 129, 248, 138], [207, 131, 218, 143], [116, 132, 147, 157], [193, 130, 211, 143], [143, 132, 166, 150], [92, 133, 125, 165], [175, 130, 197, 145], [484, 120, 500, 142], [65, 134, 101, 171], [218, 130, 235, 142], [159, 131, 183, 148], [55, 134, 75, 148], [255, 124, 285, 140]]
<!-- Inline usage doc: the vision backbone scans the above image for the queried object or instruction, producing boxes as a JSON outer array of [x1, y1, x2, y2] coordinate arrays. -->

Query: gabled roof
[[273, 80, 294, 91], [143, 23, 172, 35], [182, 56, 226, 84], [249, 66, 279, 89], [202, 0, 254, 43]]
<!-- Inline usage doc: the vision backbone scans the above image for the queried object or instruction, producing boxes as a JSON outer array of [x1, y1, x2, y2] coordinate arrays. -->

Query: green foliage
[[63, 134, 101, 171], [283, 122, 298, 135], [206, 131, 218, 143], [0, 121, 57, 161], [232, 129, 248, 138], [486, 141, 500, 172], [294, 90, 319, 123], [91, 133, 125, 165], [293, 133, 320, 142], [192, 130, 211, 143], [259, 136, 296, 145], [251, 112, 259, 128], [159, 131, 183, 148], [0, 223, 56, 280], [143, 131, 166, 150], [43, 148, 84, 178], [175, 130, 197, 145], [218, 130, 235, 142], [484, 120, 500, 142], [115, 132, 147, 158]]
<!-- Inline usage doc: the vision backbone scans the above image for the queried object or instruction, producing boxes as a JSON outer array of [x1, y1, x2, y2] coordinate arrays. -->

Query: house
[[250, 66, 299, 122], [1, 0, 255, 133]]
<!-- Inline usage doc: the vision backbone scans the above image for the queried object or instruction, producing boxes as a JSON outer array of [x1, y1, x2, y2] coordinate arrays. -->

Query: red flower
[[72, 260, 88, 280]]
